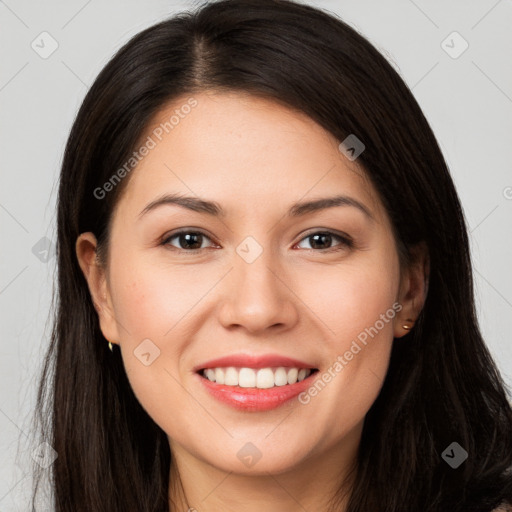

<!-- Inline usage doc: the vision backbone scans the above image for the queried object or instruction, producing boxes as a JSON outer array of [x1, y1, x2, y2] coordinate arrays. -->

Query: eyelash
[[160, 229, 354, 254]]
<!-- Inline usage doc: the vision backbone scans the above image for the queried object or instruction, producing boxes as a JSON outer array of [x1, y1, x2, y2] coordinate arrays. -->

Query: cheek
[[293, 249, 400, 434], [109, 263, 198, 436], [299, 250, 400, 348], [106, 256, 187, 399], [110, 256, 207, 347]]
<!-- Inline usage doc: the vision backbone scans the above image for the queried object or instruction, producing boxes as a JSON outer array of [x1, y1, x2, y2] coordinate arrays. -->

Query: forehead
[[114, 91, 384, 223]]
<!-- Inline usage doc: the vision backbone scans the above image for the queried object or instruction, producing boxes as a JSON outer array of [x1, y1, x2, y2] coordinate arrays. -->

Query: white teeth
[[224, 367, 238, 386], [287, 368, 298, 384], [256, 368, 275, 389], [201, 366, 313, 388], [215, 368, 225, 384], [274, 367, 288, 386], [239, 368, 256, 387]]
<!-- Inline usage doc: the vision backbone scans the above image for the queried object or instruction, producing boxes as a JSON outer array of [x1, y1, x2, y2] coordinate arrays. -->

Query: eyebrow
[[138, 193, 374, 221]]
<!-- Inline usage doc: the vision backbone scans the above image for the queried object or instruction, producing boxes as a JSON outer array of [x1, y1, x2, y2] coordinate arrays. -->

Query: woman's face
[[78, 91, 421, 476]]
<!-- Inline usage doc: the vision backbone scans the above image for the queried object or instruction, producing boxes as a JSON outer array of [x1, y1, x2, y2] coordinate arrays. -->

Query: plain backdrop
[[1, 0, 511, 509]]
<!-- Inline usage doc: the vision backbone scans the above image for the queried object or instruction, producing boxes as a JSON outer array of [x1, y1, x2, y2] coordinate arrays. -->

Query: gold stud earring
[[402, 318, 414, 330], [108, 341, 114, 352]]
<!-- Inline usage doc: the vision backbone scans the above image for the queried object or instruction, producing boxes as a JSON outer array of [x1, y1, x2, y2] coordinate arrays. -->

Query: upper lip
[[194, 353, 317, 372]]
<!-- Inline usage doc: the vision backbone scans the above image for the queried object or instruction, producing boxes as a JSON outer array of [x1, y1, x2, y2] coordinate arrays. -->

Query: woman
[[31, 0, 512, 510]]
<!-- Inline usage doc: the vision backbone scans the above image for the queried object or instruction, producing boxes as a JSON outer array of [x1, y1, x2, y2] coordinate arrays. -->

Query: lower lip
[[197, 372, 317, 411]]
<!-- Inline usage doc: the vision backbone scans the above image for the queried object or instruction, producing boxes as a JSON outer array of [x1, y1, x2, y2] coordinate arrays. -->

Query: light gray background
[[1, 0, 511, 509]]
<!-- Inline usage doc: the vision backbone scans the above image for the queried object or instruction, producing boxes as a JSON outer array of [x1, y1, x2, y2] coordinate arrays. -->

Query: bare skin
[[76, 91, 428, 511]]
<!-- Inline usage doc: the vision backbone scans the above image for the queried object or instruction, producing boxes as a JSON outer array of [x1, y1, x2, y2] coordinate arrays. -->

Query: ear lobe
[[75, 232, 120, 344]]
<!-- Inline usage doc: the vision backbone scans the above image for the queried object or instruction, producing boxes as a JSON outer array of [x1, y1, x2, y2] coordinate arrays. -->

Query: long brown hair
[[31, 0, 512, 510]]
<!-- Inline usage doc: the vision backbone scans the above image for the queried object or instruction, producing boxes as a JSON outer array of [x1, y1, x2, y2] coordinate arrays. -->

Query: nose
[[217, 248, 300, 335]]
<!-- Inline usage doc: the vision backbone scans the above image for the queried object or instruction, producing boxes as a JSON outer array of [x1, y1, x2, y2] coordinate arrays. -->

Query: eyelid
[[161, 228, 218, 249], [294, 229, 354, 250]]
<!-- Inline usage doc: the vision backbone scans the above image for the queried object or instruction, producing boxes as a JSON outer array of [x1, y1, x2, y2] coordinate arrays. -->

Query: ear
[[394, 241, 430, 338], [75, 232, 120, 346]]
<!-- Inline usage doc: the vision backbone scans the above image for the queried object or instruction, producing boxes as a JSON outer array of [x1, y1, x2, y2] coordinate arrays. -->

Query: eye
[[161, 229, 354, 253], [162, 230, 216, 251], [295, 231, 353, 251]]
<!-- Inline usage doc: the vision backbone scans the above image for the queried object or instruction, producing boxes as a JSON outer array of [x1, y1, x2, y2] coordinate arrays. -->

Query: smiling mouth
[[198, 366, 319, 389]]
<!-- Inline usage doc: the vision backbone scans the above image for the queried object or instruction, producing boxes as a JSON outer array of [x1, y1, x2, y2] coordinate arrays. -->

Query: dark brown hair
[[31, 0, 512, 510]]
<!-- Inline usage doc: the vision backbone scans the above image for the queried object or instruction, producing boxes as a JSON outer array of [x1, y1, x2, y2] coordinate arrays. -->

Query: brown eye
[[162, 231, 213, 251], [296, 231, 353, 251]]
